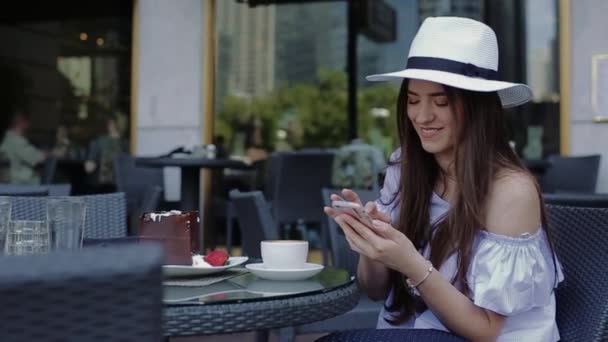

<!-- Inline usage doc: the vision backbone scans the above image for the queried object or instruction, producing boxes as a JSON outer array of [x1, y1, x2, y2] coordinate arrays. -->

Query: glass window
[[215, 0, 423, 161], [216, 1, 348, 158], [521, 0, 560, 159], [0, 6, 133, 159], [214, 0, 560, 161]]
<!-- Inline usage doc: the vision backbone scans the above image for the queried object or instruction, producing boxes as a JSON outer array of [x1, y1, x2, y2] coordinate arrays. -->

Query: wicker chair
[[0, 190, 48, 196], [265, 151, 334, 245], [543, 192, 608, 208], [0, 183, 71, 196], [0, 243, 164, 342], [547, 204, 608, 341], [10, 192, 128, 239], [541, 154, 601, 193]]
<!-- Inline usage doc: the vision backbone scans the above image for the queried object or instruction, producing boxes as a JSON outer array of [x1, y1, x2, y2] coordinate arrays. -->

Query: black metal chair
[[10, 192, 128, 239], [543, 192, 608, 208], [547, 204, 608, 341], [229, 189, 278, 259], [113, 155, 164, 234], [126, 185, 164, 235], [0, 243, 164, 342], [265, 151, 334, 255], [541, 154, 601, 193]]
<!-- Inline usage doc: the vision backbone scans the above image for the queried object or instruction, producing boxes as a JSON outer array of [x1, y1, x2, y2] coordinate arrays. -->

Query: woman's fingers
[[342, 214, 383, 246], [330, 193, 345, 202], [343, 229, 362, 254], [364, 201, 392, 223], [335, 215, 370, 254], [341, 189, 362, 205], [324, 206, 337, 218]]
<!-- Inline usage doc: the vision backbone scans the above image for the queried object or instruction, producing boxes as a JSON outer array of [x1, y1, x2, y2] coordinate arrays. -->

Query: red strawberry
[[204, 250, 229, 267]]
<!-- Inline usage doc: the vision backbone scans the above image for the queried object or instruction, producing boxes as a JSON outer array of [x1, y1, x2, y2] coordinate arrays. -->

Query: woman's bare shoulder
[[484, 169, 541, 237]]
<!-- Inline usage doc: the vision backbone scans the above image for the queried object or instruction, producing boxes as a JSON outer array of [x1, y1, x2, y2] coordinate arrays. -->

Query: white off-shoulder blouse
[[375, 152, 564, 342]]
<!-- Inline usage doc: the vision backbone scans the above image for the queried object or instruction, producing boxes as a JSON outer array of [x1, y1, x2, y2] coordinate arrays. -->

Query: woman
[[324, 17, 563, 341]]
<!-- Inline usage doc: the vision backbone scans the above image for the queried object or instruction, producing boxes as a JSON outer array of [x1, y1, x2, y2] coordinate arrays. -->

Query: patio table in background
[[135, 157, 252, 249]]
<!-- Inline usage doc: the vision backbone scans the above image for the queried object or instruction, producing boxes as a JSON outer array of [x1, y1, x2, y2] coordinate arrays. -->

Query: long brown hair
[[384, 80, 557, 324]]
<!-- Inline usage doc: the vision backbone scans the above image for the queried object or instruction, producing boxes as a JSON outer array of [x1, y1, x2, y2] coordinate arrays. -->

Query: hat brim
[[366, 69, 532, 108]]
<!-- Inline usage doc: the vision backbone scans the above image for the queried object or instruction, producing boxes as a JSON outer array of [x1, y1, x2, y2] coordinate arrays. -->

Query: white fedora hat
[[366, 16, 532, 108]]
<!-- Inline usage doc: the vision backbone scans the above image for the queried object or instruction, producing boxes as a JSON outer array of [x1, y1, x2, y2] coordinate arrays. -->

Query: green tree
[[215, 69, 400, 155], [358, 83, 400, 157]]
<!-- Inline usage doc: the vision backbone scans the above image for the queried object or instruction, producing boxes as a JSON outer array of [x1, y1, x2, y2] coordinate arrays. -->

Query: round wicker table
[[163, 267, 360, 337]]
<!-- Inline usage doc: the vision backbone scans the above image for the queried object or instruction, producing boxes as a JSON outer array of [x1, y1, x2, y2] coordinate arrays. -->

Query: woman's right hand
[[363, 199, 391, 224], [323, 188, 392, 300], [323, 188, 391, 224]]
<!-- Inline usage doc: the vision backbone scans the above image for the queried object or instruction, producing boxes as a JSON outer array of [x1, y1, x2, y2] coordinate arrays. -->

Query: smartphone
[[331, 200, 374, 226]]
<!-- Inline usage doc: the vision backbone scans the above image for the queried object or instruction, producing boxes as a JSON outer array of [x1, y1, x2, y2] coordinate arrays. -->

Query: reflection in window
[[214, 0, 422, 160], [57, 57, 91, 120], [522, 0, 560, 159], [0, 3, 132, 192], [0, 12, 131, 152]]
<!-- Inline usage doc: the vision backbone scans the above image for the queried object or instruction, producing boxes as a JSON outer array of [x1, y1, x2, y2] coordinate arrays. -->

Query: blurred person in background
[[51, 123, 71, 158], [85, 115, 128, 193], [244, 116, 269, 163], [213, 134, 229, 159], [0, 110, 48, 184]]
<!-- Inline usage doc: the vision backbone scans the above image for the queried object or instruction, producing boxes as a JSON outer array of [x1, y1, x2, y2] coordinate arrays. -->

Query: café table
[[135, 157, 251, 212], [162, 266, 359, 338]]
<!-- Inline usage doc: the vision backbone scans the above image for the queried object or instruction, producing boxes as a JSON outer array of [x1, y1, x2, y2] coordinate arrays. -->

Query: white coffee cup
[[261, 240, 309, 269]]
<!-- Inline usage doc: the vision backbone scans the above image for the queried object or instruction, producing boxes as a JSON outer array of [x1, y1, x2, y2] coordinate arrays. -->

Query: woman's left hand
[[334, 214, 420, 275]]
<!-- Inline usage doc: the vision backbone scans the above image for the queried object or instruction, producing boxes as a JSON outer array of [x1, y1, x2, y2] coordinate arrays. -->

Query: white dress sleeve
[[467, 229, 564, 316]]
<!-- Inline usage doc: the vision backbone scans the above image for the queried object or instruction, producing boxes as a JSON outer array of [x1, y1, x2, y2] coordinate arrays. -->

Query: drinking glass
[[5, 220, 49, 255], [0, 197, 11, 254], [47, 197, 86, 251]]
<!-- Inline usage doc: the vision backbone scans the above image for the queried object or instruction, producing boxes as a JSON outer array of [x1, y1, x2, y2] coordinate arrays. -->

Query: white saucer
[[163, 256, 248, 277], [245, 263, 324, 281], [246, 279, 324, 295]]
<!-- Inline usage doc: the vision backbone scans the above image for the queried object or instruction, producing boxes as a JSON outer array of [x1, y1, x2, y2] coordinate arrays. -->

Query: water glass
[[47, 197, 86, 251], [0, 197, 11, 253], [5, 220, 49, 255]]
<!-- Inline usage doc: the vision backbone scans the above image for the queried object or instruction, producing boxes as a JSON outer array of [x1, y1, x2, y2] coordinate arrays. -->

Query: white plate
[[245, 263, 324, 281], [163, 256, 248, 277]]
